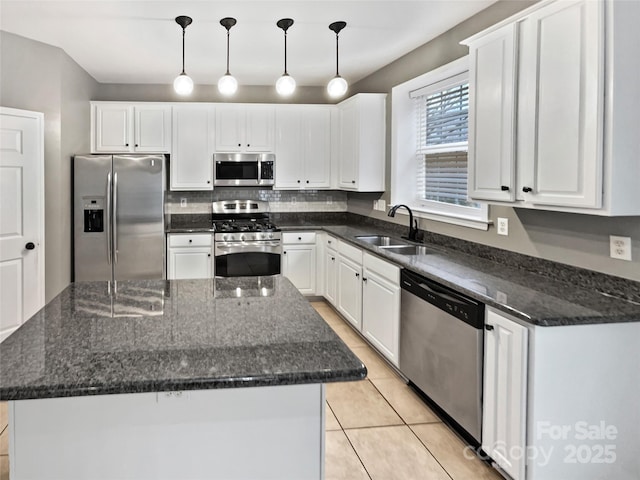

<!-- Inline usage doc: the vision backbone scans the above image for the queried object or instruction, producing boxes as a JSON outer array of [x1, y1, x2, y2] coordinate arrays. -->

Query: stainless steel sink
[[378, 245, 436, 256], [355, 235, 408, 247]]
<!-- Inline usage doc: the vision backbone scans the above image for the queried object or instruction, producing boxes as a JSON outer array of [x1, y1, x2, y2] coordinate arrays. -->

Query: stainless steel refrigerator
[[74, 154, 165, 282]]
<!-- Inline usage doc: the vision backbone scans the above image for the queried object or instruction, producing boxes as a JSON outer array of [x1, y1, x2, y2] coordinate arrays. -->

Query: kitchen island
[[0, 276, 366, 479]]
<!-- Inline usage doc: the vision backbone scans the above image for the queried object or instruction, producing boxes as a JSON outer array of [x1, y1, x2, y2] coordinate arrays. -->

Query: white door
[[337, 256, 362, 329], [517, 0, 603, 208], [215, 105, 244, 152], [282, 245, 316, 295], [0, 107, 45, 342], [171, 105, 214, 190], [324, 249, 338, 306], [274, 107, 303, 188], [134, 105, 171, 153], [304, 107, 331, 188], [244, 105, 274, 152], [362, 269, 400, 365], [167, 248, 212, 280], [338, 100, 358, 189], [482, 308, 528, 480], [94, 103, 132, 153]]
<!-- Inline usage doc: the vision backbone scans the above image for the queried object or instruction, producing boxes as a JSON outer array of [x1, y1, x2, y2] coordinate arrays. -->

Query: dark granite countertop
[[164, 215, 640, 327], [0, 277, 367, 401]]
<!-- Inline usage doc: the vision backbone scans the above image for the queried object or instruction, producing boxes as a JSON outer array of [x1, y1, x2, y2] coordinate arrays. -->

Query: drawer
[[363, 251, 400, 283], [283, 231, 316, 244], [168, 234, 212, 247], [338, 240, 362, 264], [325, 235, 338, 250]]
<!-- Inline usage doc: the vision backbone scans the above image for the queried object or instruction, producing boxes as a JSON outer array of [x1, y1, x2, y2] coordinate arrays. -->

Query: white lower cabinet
[[282, 232, 316, 295], [362, 252, 400, 366], [336, 241, 363, 329], [324, 236, 338, 306], [483, 307, 528, 480], [167, 234, 213, 280]]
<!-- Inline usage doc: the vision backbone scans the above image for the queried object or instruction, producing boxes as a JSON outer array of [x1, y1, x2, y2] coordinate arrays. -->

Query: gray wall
[[1, 31, 99, 301], [347, 1, 640, 282]]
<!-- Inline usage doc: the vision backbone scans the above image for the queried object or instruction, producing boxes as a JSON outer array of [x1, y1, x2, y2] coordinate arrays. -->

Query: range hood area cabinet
[[91, 95, 387, 193], [91, 102, 171, 154], [215, 104, 275, 153], [463, 0, 640, 216]]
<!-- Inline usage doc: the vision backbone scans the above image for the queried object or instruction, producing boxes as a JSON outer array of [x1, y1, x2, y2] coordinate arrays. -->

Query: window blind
[[414, 81, 476, 208]]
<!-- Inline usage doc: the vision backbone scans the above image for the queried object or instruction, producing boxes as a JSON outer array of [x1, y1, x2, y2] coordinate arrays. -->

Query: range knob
[[240, 234, 246, 242], [268, 232, 274, 239], [222, 234, 228, 242]]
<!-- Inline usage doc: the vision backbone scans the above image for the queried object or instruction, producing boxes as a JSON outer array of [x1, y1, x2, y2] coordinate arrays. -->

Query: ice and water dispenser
[[82, 198, 104, 232]]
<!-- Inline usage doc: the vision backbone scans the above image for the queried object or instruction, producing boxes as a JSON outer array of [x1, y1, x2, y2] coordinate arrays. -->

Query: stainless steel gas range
[[212, 200, 282, 277]]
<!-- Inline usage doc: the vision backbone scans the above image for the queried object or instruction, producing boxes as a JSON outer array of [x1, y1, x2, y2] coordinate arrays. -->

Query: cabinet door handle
[[355, 273, 359, 278], [247, 144, 250, 147], [298, 237, 302, 241], [501, 185, 510, 191], [331, 257, 335, 261], [351, 180, 356, 184], [189, 239, 192, 243], [283, 251, 287, 255], [135, 144, 139, 147], [238, 143, 241, 147], [297, 180, 301, 183], [207, 180, 211, 184], [306, 180, 309, 184], [362, 277, 367, 283], [125, 143, 129, 147], [485, 324, 494, 331], [522, 186, 533, 193], [327, 240, 332, 244], [25, 242, 36, 250], [207, 253, 211, 257]]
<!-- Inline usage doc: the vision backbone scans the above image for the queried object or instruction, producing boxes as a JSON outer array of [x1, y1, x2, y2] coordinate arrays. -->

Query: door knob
[[25, 242, 35, 250]]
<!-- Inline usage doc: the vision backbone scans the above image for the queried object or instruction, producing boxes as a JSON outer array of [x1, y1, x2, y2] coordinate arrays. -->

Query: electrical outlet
[[610, 235, 632, 261], [373, 200, 379, 210], [378, 199, 386, 211], [180, 198, 187, 208], [497, 217, 509, 236]]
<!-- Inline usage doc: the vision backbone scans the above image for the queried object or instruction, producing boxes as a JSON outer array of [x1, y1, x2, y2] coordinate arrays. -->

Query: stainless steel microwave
[[213, 153, 275, 186]]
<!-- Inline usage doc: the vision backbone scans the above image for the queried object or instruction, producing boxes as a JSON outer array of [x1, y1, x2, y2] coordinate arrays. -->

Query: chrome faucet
[[388, 204, 419, 242]]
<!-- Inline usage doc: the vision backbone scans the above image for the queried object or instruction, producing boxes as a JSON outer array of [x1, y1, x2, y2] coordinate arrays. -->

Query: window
[[391, 57, 488, 229]]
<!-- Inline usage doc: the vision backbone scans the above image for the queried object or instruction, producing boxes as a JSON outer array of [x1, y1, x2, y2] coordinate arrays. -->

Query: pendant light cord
[[335, 33, 340, 76], [283, 30, 289, 75], [181, 27, 186, 75], [226, 30, 231, 75]]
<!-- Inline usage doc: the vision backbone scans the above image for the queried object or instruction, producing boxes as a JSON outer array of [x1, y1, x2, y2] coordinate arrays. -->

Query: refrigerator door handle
[[106, 171, 112, 265], [113, 171, 118, 264]]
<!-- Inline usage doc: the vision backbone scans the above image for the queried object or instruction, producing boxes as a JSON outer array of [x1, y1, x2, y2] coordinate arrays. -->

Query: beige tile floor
[[0, 302, 502, 480], [312, 301, 503, 480]]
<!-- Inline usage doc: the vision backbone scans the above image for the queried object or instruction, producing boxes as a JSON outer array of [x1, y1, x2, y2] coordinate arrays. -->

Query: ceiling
[[0, 1, 498, 87]]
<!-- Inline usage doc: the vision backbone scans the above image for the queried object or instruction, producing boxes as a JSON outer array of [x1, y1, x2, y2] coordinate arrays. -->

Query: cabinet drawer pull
[[501, 185, 510, 191], [522, 186, 533, 193], [355, 273, 359, 278], [298, 237, 302, 241], [485, 324, 494, 331], [189, 239, 192, 243], [135, 144, 139, 147]]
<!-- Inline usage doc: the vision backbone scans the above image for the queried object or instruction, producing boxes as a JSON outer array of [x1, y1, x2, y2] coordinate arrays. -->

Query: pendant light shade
[[173, 15, 194, 96], [327, 21, 348, 98], [218, 17, 238, 96], [276, 18, 296, 96]]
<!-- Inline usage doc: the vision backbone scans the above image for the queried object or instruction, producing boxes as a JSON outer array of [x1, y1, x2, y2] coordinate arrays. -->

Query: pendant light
[[218, 17, 238, 96], [275, 18, 296, 96], [327, 21, 348, 98], [173, 15, 194, 96]]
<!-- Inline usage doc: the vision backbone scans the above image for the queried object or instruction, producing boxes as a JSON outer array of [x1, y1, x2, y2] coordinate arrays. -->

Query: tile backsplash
[[165, 188, 348, 214]]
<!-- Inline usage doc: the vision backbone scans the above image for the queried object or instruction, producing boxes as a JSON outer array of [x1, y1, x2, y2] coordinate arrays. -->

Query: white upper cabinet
[[92, 102, 171, 154], [215, 104, 275, 153], [463, 0, 640, 215], [275, 105, 331, 189], [171, 104, 215, 191], [517, 0, 603, 209], [467, 23, 517, 202], [336, 94, 386, 192]]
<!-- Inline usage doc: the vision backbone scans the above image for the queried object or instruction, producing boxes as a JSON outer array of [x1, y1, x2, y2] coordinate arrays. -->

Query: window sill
[[393, 204, 490, 231]]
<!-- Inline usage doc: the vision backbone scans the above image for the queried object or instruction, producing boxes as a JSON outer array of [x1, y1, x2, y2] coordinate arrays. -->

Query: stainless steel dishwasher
[[399, 269, 484, 444]]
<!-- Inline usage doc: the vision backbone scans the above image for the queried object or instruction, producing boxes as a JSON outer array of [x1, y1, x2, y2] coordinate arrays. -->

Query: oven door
[[214, 160, 259, 186], [215, 241, 282, 277]]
